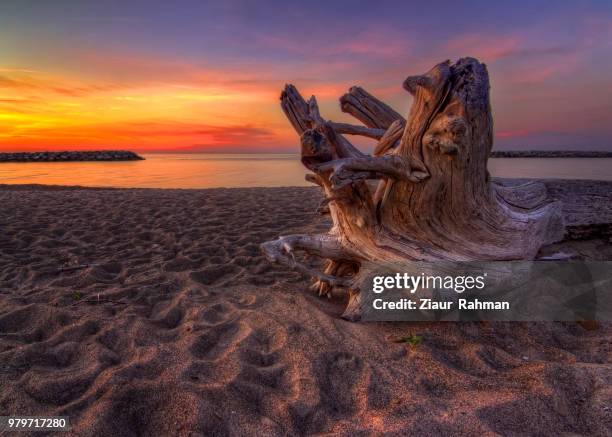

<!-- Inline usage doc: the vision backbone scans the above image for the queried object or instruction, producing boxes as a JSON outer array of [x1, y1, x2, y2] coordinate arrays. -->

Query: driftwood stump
[[261, 58, 565, 320]]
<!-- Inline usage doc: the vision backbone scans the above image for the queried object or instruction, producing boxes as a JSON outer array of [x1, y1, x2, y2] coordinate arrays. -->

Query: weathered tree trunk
[[261, 58, 565, 320]]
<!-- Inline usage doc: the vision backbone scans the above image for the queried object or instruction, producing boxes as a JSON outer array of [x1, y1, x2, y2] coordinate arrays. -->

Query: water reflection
[[0, 154, 610, 188]]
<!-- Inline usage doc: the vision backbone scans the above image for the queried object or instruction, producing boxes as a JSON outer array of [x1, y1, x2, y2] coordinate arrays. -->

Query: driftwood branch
[[340, 86, 404, 129], [314, 155, 429, 189], [373, 119, 405, 156], [260, 234, 355, 288], [328, 122, 385, 139]]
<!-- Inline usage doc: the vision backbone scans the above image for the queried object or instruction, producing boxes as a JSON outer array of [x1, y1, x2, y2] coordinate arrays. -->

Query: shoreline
[[490, 150, 612, 158], [1, 176, 611, 188]]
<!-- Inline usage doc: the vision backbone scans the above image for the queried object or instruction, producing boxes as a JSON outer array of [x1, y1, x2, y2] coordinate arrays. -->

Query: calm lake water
[[0, 153, 611, 188]]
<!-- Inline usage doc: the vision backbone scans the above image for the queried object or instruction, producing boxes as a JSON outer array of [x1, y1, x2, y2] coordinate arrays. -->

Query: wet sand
[[0, 183, 610, 436]]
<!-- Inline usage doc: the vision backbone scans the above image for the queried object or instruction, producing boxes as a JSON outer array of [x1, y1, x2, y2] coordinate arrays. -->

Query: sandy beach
[[0, 182, 610, 436]]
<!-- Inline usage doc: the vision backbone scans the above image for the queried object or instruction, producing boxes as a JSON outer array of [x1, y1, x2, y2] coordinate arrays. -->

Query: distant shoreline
[[0, 151, 144, 162], [1, 150, 611, 162], [490, 150, 612, 158]]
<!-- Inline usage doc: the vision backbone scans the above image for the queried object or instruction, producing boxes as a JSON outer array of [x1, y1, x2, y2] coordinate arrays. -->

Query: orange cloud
[[0, 72, 122, 96], [0, 61, 292, 151], [0, 47, 367, 152], [0, 119, 287, 151]]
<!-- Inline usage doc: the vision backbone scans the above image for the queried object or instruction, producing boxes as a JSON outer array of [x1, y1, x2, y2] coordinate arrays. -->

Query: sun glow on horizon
[[1, 1, 612, 152], [0, 65, 299, 152]]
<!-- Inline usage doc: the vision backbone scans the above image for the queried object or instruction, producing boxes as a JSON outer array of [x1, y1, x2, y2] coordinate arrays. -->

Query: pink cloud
[[333, 28, 412, 57], [444, 33, 522, 62], [257, 26, 412, 58], [496, 129, 530, 139]]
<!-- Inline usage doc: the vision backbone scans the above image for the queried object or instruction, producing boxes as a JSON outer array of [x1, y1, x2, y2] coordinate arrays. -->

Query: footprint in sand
[[232, 327, 296, 393], [190, 264, 238, 286], [429, 344, 496, 377], [477, 345, 522, 371], [233, 293, 259, 309], [189, 321, 249, 361], [182, 361, 216, 383], [74, 384, 203, 436], [238, 328, 286, 368], [200, 302, 236, 326], [240, 347, 280, 368], [152, 303, 185, 330], [162, 256, 198, 272], [20, 365, 102, 406], [316, 351, 367, 416], [235, 361, 292, 393]]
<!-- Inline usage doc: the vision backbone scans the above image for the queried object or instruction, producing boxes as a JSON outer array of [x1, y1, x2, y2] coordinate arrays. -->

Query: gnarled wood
[[328, 122, 386, 139], [340, 86, 404, 129], [262, 58, 566, 320]]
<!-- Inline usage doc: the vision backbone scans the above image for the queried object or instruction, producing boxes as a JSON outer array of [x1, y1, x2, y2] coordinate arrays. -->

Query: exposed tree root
[[262, 58, 566, 320]]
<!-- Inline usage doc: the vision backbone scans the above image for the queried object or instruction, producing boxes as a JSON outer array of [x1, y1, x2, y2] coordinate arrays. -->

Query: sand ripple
[[0, 185, 610, 436]]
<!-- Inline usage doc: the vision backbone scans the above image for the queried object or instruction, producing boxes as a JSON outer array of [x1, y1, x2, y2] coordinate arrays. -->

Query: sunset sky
[[1, 0, 611, 152]]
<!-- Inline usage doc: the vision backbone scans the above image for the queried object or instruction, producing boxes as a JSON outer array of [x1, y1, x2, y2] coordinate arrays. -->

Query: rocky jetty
[[0, 150, 144, 162], [491, 150, 612, 158]]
